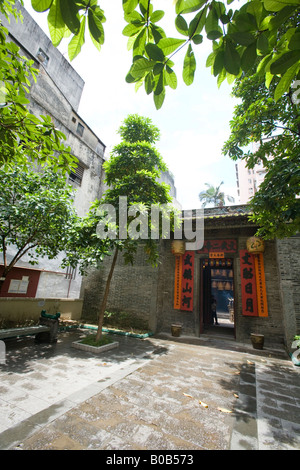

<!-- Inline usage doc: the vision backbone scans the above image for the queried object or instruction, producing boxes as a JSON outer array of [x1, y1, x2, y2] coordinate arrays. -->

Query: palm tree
[[198, 181, 235, 207]]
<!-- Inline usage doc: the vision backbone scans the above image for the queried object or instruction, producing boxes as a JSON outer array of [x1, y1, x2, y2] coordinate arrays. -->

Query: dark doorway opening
[[200, 258, 235, 338]]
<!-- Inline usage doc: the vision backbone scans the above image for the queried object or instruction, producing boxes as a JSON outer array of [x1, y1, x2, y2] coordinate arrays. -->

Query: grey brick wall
[[81, 223, 299, 351], [276, 236, 300, 349], [81, 245, 159, 331]]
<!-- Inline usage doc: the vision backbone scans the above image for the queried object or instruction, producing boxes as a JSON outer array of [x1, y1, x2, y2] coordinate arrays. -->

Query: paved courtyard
[[0, 328, 299, 451]]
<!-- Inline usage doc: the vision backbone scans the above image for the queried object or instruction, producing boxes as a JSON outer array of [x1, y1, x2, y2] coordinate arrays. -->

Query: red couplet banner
[[180, 251, 194, 312], [174, 251, 194, 312], [239, 250, 258, 317]]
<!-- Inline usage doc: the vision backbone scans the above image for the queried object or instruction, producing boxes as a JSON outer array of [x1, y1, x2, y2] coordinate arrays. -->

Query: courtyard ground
[[0, 328, 299, 452]]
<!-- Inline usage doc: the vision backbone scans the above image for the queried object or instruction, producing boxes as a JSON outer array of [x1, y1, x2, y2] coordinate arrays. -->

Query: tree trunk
[[0, 278, 5, 293], [95, 247, 119, 342], [0, 268, 9, 293]]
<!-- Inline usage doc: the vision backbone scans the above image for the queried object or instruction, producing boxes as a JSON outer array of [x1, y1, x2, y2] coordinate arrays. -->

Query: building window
[[37, 48, 49, 66], [65, 265, 77, 280], [69, 163, 84, 186], [76, 122, 84, 137]]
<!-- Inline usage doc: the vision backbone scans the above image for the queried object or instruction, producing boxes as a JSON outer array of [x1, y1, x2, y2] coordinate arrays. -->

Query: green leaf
[[150, 10, 165, 23], [257, 33, 269, 54], [124, 10, 143, 22], [256, 52, 272, 74], [205, 6, 223, 40], [270, 50, 300, 75], [31, 0, 53, 12], [47, 0, 65, 47], [131, 57, 155, 79], [122, 0, 139, 15], [217, 67, 227, 87], [145, 43, 165, 61], [150, 24, 166, 43], [122, 22, 143, 37], [241, 41, 257, 71], [153, 88, 165, 110], [153, 62, 164, 75], [157, 37, 186, 56], [213, 50, 225, 77], [60, 0, 80, 34], [259, 15, 273, 30], [233, 12, 257, 32], [88, 8, 105, 45], [192, 34, 203, 44], [139, 0, 151, 17], [176, 0, 207, 15], [207, 28, 223, 40], [132, 27, 147, 56], [144, 72, 154, 94], [206, 50, 217, 67], [268, 5, 295, 30], [68, 16, 86, 61], [205, 7, 218, 34], [165, 65, 177, 89], [289, 32, 300, 50], [182, 44, 196, 85], [229, 31, 256, 46], [154, 72, 164, 95], [265, 70, 274, 88], [175, 14, 189, 36], [188, 7, 207, 37], [224, 41, 241, 75], [274, 61, 300, 101], [220, 14, 231, 24], [263, 0, 300, 12], [125, 69, 136, 83]]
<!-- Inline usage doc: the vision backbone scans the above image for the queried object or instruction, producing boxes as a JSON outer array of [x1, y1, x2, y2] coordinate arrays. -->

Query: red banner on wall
[[197, 239, 237, 253], [240, 250, 258, 317], [254, 253, 268, 317], [174, 255, 182, 310], [174, 251, 194, 312]]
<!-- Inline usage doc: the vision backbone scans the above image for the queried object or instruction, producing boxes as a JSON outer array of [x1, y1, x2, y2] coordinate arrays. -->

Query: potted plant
[[171, 323, 182, 337], [250, 332, 264, 350]]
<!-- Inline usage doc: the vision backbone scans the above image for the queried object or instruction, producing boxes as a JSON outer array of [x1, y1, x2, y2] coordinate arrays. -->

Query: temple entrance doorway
[[199, 258, 235, 339]]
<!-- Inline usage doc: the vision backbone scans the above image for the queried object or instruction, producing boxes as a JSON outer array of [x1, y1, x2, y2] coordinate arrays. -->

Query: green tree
[[0, 165, 78, 292], [223, 70, 300, 239], [199, 181, 235, 207], [17, 0, 300, 109], [0, 1, 76, 171], [65, 115, 173, 341]]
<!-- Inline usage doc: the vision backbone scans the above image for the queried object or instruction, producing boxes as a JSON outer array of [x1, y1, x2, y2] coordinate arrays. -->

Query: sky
[[25, 0, 240, 210]]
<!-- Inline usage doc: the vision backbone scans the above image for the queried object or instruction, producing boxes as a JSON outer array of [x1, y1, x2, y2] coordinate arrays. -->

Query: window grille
[[76, 122, 84, 137], [65, 265, 77, 280], [37, 48, 49, 66], [69, 164, 84, 186]]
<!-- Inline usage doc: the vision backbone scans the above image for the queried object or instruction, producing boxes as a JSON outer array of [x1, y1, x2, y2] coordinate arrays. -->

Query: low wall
[[0, 298, 83, 324]]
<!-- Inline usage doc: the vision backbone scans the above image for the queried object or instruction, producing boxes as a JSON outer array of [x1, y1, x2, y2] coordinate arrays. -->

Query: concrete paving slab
[[0, 329, 299, 451]]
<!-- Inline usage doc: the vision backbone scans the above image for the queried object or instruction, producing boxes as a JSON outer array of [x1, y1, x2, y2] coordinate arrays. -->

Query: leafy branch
[[22, 0, 300, 109]]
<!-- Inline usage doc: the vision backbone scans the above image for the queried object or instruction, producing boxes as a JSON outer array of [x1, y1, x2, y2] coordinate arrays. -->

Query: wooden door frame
[[199, 257, 236, 337]]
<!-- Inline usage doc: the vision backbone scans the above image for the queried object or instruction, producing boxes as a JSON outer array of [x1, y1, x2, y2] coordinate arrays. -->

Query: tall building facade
[[0, 3, 179, 301], [235, 159, 267, 204], [0, 3, 106, 299]]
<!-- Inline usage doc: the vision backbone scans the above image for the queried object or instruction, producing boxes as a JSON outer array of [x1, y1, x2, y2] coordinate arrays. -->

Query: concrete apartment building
[[235, 160, 267, 204], [0, 3, 179, 309], [0, 3, 106, 300]]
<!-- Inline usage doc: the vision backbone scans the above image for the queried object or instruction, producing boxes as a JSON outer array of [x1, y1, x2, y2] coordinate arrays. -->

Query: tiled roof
[[182, 205, 252, 220], [204, 204, 252, 219]]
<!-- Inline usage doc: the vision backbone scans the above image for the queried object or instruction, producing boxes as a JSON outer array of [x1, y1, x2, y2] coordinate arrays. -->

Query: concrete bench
[[0, 325, 51, 340]]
